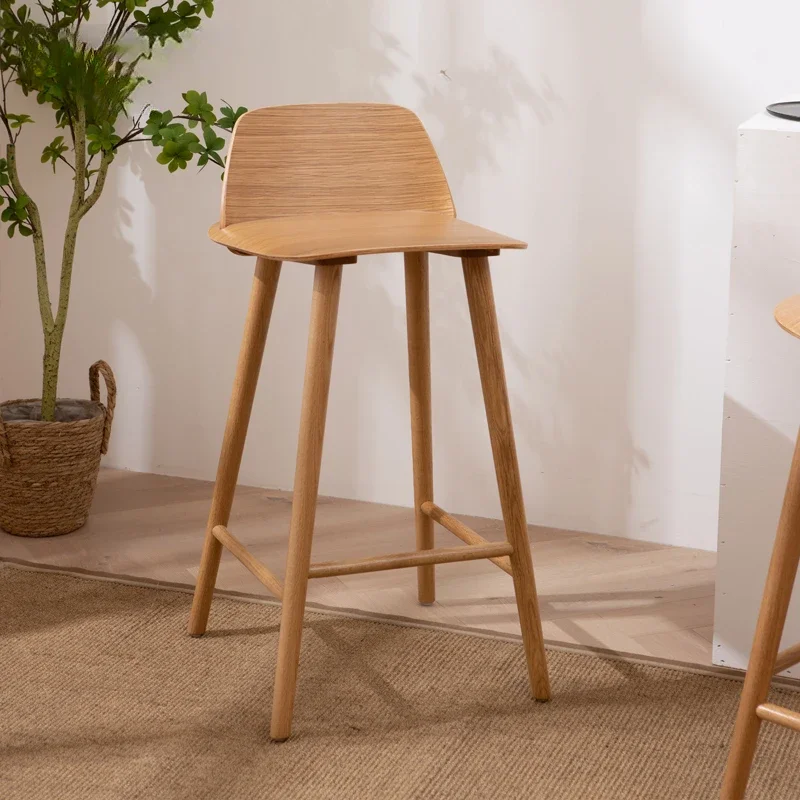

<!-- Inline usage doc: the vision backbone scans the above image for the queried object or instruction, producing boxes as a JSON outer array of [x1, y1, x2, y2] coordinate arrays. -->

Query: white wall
[[2, 1, 800, 550]]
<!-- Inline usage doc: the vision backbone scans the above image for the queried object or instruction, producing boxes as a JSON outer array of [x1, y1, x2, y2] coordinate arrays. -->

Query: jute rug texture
[[2, 565, 799, 799]]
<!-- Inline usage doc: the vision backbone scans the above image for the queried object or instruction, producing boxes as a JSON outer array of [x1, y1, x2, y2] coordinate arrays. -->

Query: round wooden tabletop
[[775, 295, 800, 339]]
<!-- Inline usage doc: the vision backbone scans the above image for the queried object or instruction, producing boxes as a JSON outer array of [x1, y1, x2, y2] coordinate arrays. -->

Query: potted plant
[[0, 0, 246, 536]]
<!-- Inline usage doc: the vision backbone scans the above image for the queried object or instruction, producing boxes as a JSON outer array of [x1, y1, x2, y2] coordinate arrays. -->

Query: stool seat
[[774, 294, 800, 339], [209, 210, 526, 263]]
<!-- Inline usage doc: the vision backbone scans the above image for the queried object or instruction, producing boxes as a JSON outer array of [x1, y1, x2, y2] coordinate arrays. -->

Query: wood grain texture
[[404, 252, 435, 604], [271, 263, 343, 742], [220, 104, 455, 226], [212, 104, 525, 262], [188, 258, 281, 636], [421, 501, 513, 576], [721, 429, 800, 798], [755, 703, 800, 733], [211, 525, 283, 599], [209, 212, 525, 263], [775, 295, 800, 339], [308, 542, 514, 579], [774, 641, 800, 674], [463, 255, 551, 702]]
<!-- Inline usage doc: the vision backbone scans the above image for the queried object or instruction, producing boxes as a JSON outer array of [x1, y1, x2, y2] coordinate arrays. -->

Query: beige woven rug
[[2, 564, 800, 799]]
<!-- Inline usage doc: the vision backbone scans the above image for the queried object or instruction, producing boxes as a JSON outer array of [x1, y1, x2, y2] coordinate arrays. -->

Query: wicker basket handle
[[89, 360, 116, 455], [0, 405, 10, 468]]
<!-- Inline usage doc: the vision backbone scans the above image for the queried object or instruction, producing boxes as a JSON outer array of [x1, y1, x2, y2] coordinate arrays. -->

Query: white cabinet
[[715, 111, 800, 674]]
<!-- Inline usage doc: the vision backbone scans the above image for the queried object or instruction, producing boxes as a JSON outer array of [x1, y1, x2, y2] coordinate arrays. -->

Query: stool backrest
[[220, 104, 455, 227]]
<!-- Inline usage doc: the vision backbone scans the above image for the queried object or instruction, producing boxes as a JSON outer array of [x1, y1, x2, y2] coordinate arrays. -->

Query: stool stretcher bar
[[308, 542, 514, 579], [212, 525, 284, 600], [755, 703, 800, 733], [774, 642, 800, 674], [421, 501, 513, 576]]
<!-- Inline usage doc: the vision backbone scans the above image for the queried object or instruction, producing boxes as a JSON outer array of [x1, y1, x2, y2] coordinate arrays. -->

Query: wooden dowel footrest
[[308, 542, 513, 579], [420, 501, 513, 576], [212, 525, 284, 600], [755, 703, 800, 733], [774, 642, 800, 674]]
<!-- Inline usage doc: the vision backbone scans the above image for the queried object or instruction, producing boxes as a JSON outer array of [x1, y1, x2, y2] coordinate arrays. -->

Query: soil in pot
[[2, 399, 104, 424]]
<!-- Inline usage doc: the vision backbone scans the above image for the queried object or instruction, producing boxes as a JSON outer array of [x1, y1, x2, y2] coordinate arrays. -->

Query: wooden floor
[[0, 468, 717, 666]]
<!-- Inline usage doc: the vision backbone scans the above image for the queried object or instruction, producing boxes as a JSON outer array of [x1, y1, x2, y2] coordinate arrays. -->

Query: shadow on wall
[[714, 394, 795, 668], [384, 1, 651, 537], [68, 1, 413, 488], [523, 0, 651, 538], [336, 5, 601, 523]]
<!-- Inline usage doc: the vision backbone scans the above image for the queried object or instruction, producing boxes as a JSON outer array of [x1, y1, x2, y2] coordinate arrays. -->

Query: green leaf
[[0, 190, 31, 237], [202, 124, 225, 150], [182, 89, 215, 128], [86, 121, 121, 153], [155, 128, 199, 171], [159, 122, 188, 141], [7, 113, 34, 129], [217, 104, 247, 131], [142, 109, 175, 145], [41, 135, 69, 173]]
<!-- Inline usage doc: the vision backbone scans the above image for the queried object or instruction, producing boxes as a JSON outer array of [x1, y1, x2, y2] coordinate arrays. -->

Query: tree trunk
[[40, 326, 64, 421], [39, 108, 89, 422], [10, 109, 111, 422], [40, 207, 81, 422]]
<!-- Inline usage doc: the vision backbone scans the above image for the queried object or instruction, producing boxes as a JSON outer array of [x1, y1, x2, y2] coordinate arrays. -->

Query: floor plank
[[0, 468, 717, 666]]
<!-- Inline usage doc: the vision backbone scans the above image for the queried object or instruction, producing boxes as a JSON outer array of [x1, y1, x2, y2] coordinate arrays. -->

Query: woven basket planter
[[0, 361, 116, 537]]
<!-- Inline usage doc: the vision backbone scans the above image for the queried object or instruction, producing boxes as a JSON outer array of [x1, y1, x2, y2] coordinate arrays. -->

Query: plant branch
[[54, 102, 88, 333], [66, 104, 86, 215], [0, 70, 17, 142], [113, 126, 143, 149], [73, 0, 90, 42], [36, 1, 53, 26], [56, 153, 75, 172], [77, 151, 112, 221]]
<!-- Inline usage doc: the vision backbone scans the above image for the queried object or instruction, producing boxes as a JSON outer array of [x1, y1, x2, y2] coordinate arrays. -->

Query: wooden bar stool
[[721, 295, 800, 798], [187, 103, 550, 741]]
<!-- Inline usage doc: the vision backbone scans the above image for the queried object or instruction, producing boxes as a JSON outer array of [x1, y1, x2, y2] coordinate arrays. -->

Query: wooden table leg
[[271, 263, 343, 741], [462, 255, 551, 701], [405, 252, 435, 605], [188, 258, 282, 636], [720, 429, 800, 799]]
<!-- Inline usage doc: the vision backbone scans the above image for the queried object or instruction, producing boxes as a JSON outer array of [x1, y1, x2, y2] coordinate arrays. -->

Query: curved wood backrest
[[220, 104, 455, 227]]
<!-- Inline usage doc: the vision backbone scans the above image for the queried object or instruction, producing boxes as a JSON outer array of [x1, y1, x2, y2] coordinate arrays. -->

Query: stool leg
[[462, 255, 551, 701], [271, 263, 343, 741], [720, 428, 800, 799], [188, 258, 282, 636], [405, 252, 436, 605]]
